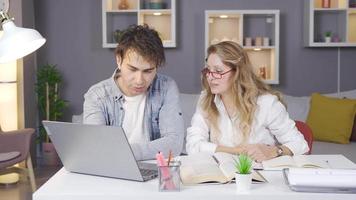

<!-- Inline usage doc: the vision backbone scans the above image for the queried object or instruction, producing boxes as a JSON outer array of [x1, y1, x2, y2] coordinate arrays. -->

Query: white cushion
[[282, 89, 356, 122], [180, 93, 200, 131], [283, 95, 310, 122]]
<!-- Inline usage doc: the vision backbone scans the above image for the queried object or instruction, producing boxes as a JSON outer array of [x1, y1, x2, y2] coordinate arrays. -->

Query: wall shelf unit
[[304, 0, 356, 47], [102, 0, 176, 48], [205, 10, 280, 84]]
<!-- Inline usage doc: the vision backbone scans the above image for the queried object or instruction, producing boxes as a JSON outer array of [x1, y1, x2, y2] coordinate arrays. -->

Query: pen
[[167, 150, 173, 166]]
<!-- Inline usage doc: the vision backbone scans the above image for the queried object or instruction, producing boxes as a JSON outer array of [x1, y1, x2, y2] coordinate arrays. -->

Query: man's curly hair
[[115, 24, 165, 68]]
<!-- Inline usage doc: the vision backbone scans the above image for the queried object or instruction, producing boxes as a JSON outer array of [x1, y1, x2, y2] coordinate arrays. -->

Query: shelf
[[314, 8, 348, 11], [138, 11, 173, 45], [348, 9, 356, 42], [102, 0, 176, 48], [106, 10, 138, 13], [313, 0, 348, 9], [246, 48, 277, 84], [243, 46, 276, 49], [304, 0, 356, 47], [139, 9, 172, 13], [205, 10, 280, 84], [207, 14, 242, 45], [104, 0, 139, 11]]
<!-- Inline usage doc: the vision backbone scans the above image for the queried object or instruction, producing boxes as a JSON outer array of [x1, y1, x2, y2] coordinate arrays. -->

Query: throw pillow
[[350, 114, 356, 142], [342, 97, 356, 142], [306, 93, 356, 144]]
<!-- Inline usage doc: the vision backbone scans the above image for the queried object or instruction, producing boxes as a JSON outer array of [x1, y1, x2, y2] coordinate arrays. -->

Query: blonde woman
[[186, 41, 309, 162]]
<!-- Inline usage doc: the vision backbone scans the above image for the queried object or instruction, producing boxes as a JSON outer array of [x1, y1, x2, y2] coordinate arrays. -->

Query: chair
[[0, 126, 37, 192], [295, 120, 313, 154]]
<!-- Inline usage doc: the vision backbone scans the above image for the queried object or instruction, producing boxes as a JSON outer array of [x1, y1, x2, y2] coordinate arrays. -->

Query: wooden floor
[[0, 162, 61, 200]]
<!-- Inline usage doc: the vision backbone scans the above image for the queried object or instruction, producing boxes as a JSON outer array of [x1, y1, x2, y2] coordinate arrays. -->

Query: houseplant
[[234, 154, 253, 192], [113, 29, 126, 43], [324, 31, 332, 43], [36, 64, 68, 165]]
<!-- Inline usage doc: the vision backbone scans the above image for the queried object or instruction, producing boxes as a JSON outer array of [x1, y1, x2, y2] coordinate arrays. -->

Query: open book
[[262, 155, 329, 170], [179, 152, 267, 185]]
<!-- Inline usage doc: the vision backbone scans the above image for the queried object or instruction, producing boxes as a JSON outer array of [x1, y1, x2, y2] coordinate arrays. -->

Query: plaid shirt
[[83, 69, 184, 160]]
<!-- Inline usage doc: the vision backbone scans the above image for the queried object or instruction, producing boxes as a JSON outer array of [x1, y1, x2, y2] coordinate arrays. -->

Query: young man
[[83, 25, 184, 160]]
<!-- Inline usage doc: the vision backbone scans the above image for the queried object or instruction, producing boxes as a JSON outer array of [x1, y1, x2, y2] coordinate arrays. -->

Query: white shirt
[[122, 94, 149, 144], [186, 93, 309, 155]]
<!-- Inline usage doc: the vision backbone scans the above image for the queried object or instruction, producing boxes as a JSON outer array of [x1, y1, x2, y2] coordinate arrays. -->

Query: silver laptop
[[42, 120, 158, 182]]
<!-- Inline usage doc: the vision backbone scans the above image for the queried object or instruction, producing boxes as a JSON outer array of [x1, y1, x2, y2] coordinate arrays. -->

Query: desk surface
[[33, 155, 356, 200]]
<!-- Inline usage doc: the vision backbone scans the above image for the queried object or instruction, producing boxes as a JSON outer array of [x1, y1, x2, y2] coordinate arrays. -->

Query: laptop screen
[[42, 121, 156, 181]]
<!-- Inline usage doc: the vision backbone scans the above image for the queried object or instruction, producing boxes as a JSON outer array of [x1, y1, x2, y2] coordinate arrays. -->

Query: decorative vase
[[263, 37, 270, 46], [332, 35, 340, 42], [42, 142, 60, 166], [259, 65, 267, 79], [255, 37, 262, 46], [118, 0, 129, 10], [322, 0, 330, 8], [245, 37, 252, 46], [149, 0, 164, 9], [235, 172, 252, 193], [325, 36, 331, 43]]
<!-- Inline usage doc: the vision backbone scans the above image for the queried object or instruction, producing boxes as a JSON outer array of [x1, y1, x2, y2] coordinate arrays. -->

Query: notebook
[[42, 120, 157, 182], [283, 168, 356, 193]]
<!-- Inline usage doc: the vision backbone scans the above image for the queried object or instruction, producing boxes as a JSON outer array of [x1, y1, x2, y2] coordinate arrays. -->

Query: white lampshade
[[0, 20, 46, 63]]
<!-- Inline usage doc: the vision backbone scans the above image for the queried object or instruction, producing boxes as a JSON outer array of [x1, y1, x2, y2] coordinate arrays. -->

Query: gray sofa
[[73, 90, 356, 163]]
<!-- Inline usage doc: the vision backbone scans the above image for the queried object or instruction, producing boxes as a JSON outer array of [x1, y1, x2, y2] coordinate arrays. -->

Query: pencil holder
[[158, 161, 181, 192]]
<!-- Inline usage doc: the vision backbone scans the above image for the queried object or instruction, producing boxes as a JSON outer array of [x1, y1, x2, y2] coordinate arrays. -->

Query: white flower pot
[[325, 37, 331, 43], [235, 172, 252, 192]]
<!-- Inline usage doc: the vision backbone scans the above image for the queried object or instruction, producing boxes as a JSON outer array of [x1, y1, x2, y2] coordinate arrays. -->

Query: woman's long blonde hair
[[201, 41, 283, 144]]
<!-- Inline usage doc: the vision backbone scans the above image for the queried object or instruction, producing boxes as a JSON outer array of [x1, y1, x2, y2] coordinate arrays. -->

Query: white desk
[[33, 155, 356, 200]]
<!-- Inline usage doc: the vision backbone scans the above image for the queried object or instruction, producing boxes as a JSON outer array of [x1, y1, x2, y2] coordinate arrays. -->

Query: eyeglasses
[[201, 68, 234, 79]]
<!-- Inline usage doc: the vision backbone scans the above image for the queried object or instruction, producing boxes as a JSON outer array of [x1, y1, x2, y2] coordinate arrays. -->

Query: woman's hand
[[215, 145, 244, 155], [240, 144, 278, 162], [215, 144, 293, 162]]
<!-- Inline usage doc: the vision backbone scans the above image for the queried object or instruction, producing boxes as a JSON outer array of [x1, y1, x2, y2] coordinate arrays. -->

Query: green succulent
[[234, 154, 252, 174], [325, 31, 332, 37], [113, 29, 126, 43]]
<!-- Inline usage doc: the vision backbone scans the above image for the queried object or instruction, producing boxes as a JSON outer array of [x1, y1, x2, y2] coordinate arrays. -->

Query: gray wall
[[33, 0, 356, 121]]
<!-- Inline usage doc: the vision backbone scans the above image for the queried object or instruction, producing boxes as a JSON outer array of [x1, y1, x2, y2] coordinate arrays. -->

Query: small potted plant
[[324, 31, 332, 43], [113, 29, 126, 43], [36, 64, 68, 165], [234, 154, 253, 192]]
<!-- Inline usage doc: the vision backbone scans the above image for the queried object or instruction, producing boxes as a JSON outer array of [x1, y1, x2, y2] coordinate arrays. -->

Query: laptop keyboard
[[140, 168, 157, 176]]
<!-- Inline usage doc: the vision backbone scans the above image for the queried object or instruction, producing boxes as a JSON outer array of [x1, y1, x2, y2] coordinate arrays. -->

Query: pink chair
[[0, 126, 37, 192], [295, 121, 313, 154]]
